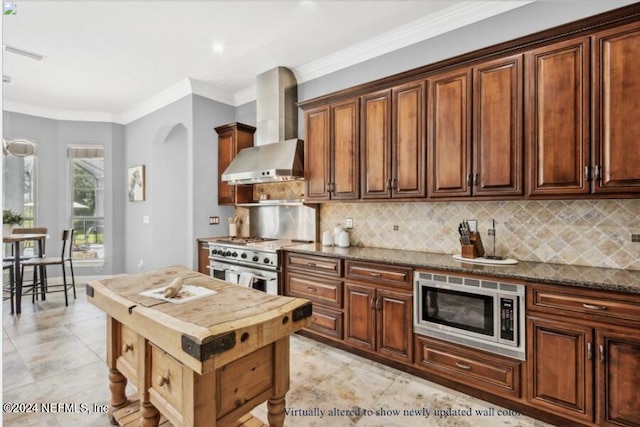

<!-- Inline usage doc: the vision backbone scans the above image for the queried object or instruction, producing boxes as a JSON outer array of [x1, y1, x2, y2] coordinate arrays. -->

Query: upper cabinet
[[304, 99, 360, 201], [428, 54, 523, 198], [525, 37, 591, 196], [361, 81, 426, 199], [593, 21, 640, 194], [215, 123, 255, 205]]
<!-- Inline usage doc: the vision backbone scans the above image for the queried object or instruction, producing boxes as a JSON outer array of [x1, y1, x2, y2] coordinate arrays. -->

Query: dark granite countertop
[[284, 243, 640, 295]]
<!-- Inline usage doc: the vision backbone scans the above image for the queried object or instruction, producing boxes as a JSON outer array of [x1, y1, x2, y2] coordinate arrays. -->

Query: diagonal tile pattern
[[3, 281, 558, 427]]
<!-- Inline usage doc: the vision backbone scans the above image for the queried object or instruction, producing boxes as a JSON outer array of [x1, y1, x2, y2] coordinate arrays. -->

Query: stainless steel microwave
[[414, 271, 525, 360]]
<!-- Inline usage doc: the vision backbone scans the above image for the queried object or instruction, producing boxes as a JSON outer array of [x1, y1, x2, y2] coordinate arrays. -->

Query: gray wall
[[2, 111, 125, 276]]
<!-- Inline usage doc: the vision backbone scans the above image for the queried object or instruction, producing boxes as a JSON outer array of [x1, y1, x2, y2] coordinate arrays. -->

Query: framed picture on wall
[[128, 165, 145, 202]]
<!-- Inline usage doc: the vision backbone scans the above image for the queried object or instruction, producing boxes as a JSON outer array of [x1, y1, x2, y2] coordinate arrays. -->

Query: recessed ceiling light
[[3, 44, 46, 61], [3, 75, 11, 83], [212, 42, 225, 53]]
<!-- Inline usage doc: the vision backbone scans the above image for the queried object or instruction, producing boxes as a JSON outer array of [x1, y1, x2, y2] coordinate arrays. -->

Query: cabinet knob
[[122, 343, 133, 354], [157, 373, 170, 387]]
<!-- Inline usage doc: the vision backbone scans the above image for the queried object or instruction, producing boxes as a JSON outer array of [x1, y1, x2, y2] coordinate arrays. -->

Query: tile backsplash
[[245, 184, 639, 271]]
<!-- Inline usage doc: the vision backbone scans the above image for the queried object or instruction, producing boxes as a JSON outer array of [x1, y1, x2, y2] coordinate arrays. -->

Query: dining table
[[3, 233, 48, 314]]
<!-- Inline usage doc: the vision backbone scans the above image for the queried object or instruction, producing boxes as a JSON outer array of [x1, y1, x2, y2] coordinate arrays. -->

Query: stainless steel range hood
[[221, 138, 303, 184], [222, 67, 303, 185]]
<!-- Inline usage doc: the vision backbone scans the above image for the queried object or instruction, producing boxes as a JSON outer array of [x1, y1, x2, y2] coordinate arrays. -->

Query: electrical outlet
[[488, 229, 495, 236], [209, 216, 219, 225], [632, 234, 640, 243], [346, 218, 353, 229], [393, 225, 399, 231]]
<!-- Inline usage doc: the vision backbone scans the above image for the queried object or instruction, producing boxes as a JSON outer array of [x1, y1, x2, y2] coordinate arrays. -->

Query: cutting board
[[453, 255, 518, 265]]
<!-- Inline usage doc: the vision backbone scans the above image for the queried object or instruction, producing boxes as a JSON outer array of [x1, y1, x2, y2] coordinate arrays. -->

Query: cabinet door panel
[[218, 132, 236, 205], [345, 283, 375, 350], [304, 107, 331, 200], [596, 329, 640, 427], [527, 316, 594, 422], [428, 69, 472, 197], [377, 289, 412, 363], [361, 91, 392, 198], [331, 100, 360, 199], [393, 82, 426, 198], [594, 22, 640, 193], [526, 37, 590, 195], [474, 55, 523, 196]]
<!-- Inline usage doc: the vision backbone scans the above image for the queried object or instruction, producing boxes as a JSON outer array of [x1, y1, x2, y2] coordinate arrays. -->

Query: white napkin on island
[[238, 272, 254, 288]]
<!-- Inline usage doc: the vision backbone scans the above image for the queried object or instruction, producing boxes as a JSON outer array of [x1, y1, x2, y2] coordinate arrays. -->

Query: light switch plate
[[209, 216, 219, 225], [346, 218, 353, 229]]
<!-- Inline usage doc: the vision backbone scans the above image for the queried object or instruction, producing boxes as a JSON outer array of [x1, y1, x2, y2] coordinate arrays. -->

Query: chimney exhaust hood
[[222, 67, 304, 185]]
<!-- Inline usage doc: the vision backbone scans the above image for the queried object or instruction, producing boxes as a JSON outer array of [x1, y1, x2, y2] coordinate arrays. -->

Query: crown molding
[[293, 0, 534, 85], [3, 100, 115, 123]]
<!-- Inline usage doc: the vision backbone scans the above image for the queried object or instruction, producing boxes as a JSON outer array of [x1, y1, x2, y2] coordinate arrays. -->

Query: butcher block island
[[86, 265, 312, 427]]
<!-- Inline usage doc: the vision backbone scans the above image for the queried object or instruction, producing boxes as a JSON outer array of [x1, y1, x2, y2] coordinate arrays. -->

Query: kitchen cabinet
[[197, 240, 209, 275], [215, 123, 255, 205], [592, 21, 640, 194], [284, 252, 344, 340], [304, 99, 360, 201], [428, 54, 523, 198], [415, 335, 521, 399], [527, 283, 640, 426], [361, 81, 426, 199], [344, 261, 413, 363], [525, 37, 591, 196]]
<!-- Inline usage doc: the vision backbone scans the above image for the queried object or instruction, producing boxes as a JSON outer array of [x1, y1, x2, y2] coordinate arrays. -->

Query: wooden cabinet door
[[428, 68, 472, 197], [215, 123, 255, 205], [345, 283, 375, 351], [596, 329, 640, 427], [331, 99, 360, 200], [304, 106, 331, 201], [393, 81, 426, 198], [593, 22, 640, 194], [525, 37, 590, 196], [527, 316, 594, 422], [376, 289, 412, 363], [198, 242, 209, 275], [361, 90, 392, 199], [217, 131, 236, 205], [473, 55, 523, 196]]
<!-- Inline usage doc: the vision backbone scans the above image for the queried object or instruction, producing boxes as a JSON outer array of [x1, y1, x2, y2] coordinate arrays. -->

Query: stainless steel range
[[208, 204, 317, 295]]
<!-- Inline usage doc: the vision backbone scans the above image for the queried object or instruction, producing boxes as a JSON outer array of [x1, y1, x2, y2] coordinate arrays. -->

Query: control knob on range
[[231, 252, 238, 257], [241, 253, 247, 259], [224, 251, 231, 257], [252, 255, 259, 262], [263, 257, 270, 264]]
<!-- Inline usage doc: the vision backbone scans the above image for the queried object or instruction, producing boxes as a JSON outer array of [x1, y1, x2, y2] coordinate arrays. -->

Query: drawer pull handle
[[234, 398, 247, 407], [157, 374, 170, 387], [369, 272, 382, 277], [307, 287, 317, 293], [583, 303, 607, 310], [122, 343, 133, 353], [306, 262, 317, 267], [455, 362, 472, 370], [599, 345, 605, 362], [587, 342, 592, 360]]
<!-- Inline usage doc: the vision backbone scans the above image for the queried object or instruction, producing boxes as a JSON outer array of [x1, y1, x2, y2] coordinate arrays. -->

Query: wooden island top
[[87, 265, 312, 427]]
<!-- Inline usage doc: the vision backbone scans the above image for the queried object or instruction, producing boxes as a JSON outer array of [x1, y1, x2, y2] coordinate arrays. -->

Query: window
[[3, 150, 37, 227], [68, 145, 104, 262]]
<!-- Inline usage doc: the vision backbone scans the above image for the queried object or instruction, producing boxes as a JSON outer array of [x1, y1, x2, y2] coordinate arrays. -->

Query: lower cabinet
[[527, 283, 640, 427], [415, 335, 522, 399], [198, 241, 209, 275]]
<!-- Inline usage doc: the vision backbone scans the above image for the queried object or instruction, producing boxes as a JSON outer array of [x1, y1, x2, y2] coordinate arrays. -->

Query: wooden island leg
[[108, 368, 128, 424], [267, 337, 290, 427], [140, 401, 160, 427]]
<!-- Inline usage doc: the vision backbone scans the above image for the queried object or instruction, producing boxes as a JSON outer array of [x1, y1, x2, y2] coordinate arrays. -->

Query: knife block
[[461, 233, 485, 259]]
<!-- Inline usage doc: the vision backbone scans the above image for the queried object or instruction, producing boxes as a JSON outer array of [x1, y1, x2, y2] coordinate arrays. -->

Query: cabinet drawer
[[286, 272, 343, 308], [415, 335, 521, 398], [149, 343, 184, 418], [307, 306, 343, 340], [217, 344, 274, 419], [115, 323, 139, 382], [528, 284, 640, 323], [285, 252, 342, 277], [345, 261, 412, 288]]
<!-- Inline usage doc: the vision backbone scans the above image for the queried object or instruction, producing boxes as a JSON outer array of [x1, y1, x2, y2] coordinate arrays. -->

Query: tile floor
[[2, 278, 558, 427]]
